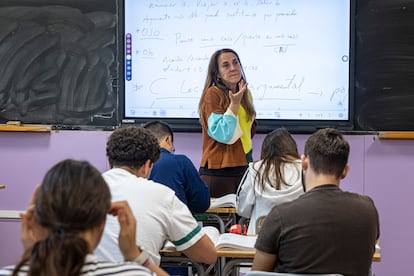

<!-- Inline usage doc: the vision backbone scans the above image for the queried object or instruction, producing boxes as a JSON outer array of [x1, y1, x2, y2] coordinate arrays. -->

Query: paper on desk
[[210, 193, 236, 208]]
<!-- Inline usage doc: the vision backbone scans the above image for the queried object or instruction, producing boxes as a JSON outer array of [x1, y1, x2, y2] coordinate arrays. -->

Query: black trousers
[[200, 174, 244, 198]]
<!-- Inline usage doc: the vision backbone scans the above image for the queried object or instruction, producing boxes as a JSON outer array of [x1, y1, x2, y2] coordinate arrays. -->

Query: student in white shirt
[[95, 126, 217, 266]]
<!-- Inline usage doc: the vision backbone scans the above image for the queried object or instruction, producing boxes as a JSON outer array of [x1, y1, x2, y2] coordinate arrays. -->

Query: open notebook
[[210, 193, 237, 208], [163, 226, 257, 251]]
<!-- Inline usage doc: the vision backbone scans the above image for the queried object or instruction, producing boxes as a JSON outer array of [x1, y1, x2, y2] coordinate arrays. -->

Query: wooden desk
[[217, 249, 255, 258], [206, 207, 237, 214], [161, 247, 381, 276]]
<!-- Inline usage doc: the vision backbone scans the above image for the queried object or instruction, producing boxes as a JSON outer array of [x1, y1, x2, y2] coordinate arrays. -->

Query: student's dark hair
[[13, 159, 111, 276], [253, 128, 300, 191], [106, 126, 160, 169], [143, 120, 174, 142], [304, 128, 349, 178], [198, 48, 256, 121]]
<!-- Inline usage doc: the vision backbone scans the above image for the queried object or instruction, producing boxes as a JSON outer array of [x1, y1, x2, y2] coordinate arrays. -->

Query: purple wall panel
[[175, 132, 204, 167], [339, 134, 366, 194], [0, 220, 22, 265], [364, 136, 414, 276], [0, 131, 109, 210], [0, 131, 110, 266], [176, 133, 365, 194]]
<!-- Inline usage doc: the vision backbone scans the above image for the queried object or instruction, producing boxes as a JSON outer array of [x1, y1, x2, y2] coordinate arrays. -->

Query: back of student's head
[[304, 128, 349, 178], [143, 120, 174, 142], [256, 128, 300, 190], [106, 126, 160, 169], [261, 128, 299, 161], [14, 159, 111, 276]]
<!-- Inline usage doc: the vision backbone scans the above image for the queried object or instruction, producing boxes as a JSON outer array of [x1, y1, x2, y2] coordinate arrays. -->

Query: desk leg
[[160, 256, 206, 276], [221, 258, 252, 276]]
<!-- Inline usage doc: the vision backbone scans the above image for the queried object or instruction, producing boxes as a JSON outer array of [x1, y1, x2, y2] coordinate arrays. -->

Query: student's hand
[[110, 202, 170, 276], [20, 185, 48, 250], [109, 201, 141, 261]]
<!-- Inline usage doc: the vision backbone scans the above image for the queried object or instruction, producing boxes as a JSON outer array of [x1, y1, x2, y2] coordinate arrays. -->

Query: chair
[[194, 213, 226, 233], [246, 272, 343, 276]]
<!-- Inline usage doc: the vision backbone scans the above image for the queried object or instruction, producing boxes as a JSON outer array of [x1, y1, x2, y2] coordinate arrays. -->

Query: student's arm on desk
[[252, 249, 277, 272], [182, 234, 218, 264]]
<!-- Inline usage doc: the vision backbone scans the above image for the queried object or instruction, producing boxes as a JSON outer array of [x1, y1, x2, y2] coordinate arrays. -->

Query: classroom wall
[[0, 131, 413, 276]]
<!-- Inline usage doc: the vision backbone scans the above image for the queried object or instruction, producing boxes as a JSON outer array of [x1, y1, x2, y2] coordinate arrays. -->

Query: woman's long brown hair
[[199, 48, 256, 121]]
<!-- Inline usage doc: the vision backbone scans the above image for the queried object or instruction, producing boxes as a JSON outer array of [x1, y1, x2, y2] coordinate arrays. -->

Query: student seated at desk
[[144, 120, 210, 213], [236, 128, 303, 234], [252, 128, 380, 275], [0, 159, 168, 276], [95, 126, 217, 267]]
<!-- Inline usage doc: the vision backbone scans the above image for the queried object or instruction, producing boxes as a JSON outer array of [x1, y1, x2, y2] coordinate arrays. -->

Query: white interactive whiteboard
[[122, 0, 354, 130]]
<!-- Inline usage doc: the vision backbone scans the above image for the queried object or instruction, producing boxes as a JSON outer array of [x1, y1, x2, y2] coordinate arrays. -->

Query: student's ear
[[165, 135, 174, 148], [301, 154, 308, 170], [340, 165, 350, 179], [99, 221, 105, 232], [142, 159, 153, 179]]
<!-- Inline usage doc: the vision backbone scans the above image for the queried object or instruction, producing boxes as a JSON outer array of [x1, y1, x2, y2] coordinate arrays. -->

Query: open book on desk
[[163, 226, 256, 251], [210, 193, 236, 208], [204, 226, 257, 250]]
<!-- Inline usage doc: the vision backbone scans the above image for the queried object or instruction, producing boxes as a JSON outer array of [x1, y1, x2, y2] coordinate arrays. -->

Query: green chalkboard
[[355, 0, 414, 130], [0, 0, 119, 129]]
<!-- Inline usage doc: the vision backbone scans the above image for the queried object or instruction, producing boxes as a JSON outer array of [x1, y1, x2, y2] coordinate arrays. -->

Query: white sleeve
[[166, 195, 204, 252], [236, 164, 256, 218], [224, 108, 243, 144]]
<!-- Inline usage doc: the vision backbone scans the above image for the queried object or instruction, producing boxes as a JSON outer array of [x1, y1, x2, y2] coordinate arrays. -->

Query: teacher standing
[[198, 48, 256, 198]]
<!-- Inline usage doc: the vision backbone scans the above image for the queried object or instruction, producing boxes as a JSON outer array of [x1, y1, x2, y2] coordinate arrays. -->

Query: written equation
[[124, 0, 351, 121]]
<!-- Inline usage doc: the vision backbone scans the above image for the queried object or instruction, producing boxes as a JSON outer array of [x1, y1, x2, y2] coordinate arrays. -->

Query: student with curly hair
[[95, 126, 217, 266]]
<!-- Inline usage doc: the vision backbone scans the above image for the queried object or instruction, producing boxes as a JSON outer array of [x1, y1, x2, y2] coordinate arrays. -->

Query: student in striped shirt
[[0, 159, 168, 276]]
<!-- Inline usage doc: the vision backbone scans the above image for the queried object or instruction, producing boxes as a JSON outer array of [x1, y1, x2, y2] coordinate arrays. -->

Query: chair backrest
[[246, 271, 343, 276]]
